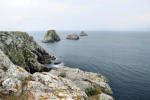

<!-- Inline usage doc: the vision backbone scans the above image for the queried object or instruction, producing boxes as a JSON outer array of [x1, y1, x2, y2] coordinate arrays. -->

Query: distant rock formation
[[42, 30, 60, 43], [80, 31, 87, 36], [66, 34, 79, 40], [0, 31, 53, 73]]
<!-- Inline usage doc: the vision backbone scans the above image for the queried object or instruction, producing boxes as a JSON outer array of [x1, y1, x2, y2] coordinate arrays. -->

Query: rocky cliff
[[0, 31, 54, 73], [0, 31, 114, 100], [0, 49, 87, 100]]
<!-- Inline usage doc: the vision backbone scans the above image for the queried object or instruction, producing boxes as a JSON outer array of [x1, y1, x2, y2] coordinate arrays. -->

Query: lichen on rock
[[0, 50, 88, 100], [50, 66, 114, 100], [0, 31, 53, 73]]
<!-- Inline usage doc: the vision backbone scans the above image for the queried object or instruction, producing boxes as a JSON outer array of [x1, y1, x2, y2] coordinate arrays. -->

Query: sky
[[0, 0, 150, 31]]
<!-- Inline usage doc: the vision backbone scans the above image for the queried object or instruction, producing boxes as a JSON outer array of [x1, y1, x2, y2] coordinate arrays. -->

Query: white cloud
[[0, 0, 150, 31]]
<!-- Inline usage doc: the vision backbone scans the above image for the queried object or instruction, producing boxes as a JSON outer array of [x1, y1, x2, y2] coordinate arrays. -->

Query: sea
[[28, 31, 150, 100]]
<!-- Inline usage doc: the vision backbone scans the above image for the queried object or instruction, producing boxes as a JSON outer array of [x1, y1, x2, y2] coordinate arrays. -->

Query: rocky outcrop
[[0, 31, 53, 73], [0, 50, 88, 100], [80, 31, 87, 36], [0, 49, 113, 100], [0, 31, 114, 100], [42, 30, 60, 43], [66, 34, 79, 40], [50, 66, 114, 100]]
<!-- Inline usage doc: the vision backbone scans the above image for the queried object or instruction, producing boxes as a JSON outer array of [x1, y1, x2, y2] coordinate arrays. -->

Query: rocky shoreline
[[0, 31, 114, 100]]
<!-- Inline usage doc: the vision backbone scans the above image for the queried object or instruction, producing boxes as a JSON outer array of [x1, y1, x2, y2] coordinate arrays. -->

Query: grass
[[0, 81, 2, 87], [86, 88, 101, 97], [58, 72, 66, 78], [2, 66, 8, 72]]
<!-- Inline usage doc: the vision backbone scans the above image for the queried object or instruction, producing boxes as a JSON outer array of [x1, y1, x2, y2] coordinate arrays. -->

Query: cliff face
[[0, 31, 53, 73]]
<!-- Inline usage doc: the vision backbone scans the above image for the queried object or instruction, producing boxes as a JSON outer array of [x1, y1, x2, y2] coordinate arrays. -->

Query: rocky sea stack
[[66, 34, 79, 40], [0, 31, 53, 73], [42, 30, 60, 43], [80, 31, 87, 36]]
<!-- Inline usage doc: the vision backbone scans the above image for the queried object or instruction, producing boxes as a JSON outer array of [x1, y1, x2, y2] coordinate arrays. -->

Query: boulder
[[80, 31, 87, 36], [42, 30, 60, 43], [50, 66, 113, 100], [66, 34, 79, 40], [0, 31, 52, 73]]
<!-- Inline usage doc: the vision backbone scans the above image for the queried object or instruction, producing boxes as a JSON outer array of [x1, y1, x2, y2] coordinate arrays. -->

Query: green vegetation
[[86, 88, 101, 96], [22, 75, 33, 89], [1, 66, 8, 72], [58, 72, 66, 78], [0, 81, 2, 87]]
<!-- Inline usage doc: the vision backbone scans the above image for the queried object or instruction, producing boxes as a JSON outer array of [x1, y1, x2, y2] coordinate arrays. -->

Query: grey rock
[[50, 66, 113, 100], [80, 31, 87, 36], [42, 30, 60, 43], [66, 34, 79, 40], [0, 31, 52, 73], [0, 50, 88, 100], [0, 49, 30, 94], [99, 93, 114, 100], [2, 78, 22, 93]]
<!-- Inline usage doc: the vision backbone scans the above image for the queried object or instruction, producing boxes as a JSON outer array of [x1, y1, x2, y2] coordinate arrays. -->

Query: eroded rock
[[42, 30, 60, 43], [99, 93, 114, 100], [66, 34, 79, 40], [0, 31, 52, 73], [0, 50, 88, 100], [0, 49, 113, 100], [50, 66, 113, 100], [80, 31, 87, 36]]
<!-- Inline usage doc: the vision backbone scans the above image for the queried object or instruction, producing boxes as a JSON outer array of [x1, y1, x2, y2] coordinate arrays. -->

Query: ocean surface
[[28, 31, 150, 100]]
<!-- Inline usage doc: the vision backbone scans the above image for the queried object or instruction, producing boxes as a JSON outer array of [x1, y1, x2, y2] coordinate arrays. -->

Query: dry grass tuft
[[0, 92, 28, 100]]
